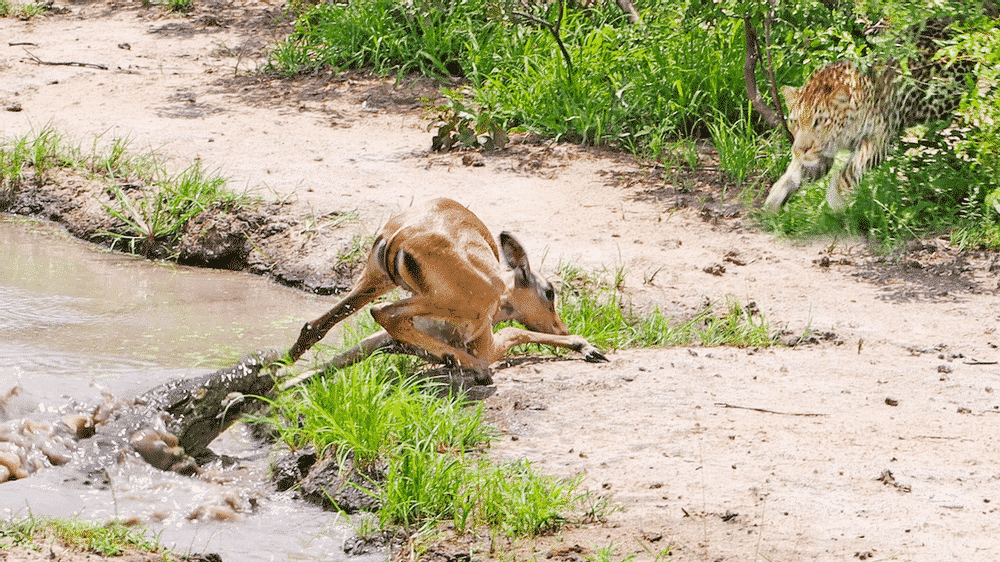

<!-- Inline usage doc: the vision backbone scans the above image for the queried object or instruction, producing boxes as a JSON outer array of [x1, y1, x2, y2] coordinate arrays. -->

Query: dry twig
[[23, 49, 108, 70], [714, 402, 828, 417]]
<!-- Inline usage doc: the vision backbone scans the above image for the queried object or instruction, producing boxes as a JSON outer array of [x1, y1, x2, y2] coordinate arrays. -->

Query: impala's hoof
[[472, 367, 493, 386], [584, 348, 609, 363]]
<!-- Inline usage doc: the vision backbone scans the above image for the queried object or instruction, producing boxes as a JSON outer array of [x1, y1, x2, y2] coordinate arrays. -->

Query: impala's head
[[496, 232, 569, 336]]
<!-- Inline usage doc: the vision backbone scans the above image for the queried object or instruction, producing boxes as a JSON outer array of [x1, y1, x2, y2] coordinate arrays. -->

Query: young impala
[[286, 198, 608, 376]]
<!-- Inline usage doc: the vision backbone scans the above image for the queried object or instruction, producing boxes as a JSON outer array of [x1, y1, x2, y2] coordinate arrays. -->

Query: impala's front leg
[[287, 276, 394, 363], [490, 327, 609, 364]]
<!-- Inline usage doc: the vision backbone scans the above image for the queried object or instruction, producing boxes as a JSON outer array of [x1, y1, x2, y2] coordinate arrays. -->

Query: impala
[[287, 198, 608, 377]]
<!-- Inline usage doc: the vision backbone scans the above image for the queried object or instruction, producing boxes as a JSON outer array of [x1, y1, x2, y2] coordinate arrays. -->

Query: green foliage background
[[267, 0, 1000, 248]]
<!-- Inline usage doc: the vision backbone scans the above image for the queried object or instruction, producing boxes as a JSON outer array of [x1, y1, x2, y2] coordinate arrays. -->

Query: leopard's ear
[[831, 87, 852, 105], [780, 85, 799, 107]]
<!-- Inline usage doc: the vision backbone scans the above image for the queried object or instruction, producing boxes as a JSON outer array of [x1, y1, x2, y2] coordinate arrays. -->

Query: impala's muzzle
[[521, 315, 569, 336]]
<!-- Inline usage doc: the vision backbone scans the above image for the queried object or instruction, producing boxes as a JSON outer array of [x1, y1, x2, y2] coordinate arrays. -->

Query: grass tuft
[[460, 459, 581, 536], [162, 0, 193, 13], [100, 159, 237, 257], [556, 264, 776, 352], [269, 353, 491, 468], [1, 128, 254, 259], [0, 0, 47, 18], [0, 514, 166, 557]]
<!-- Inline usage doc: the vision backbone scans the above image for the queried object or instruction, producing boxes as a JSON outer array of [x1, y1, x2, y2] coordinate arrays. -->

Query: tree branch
[[615, 0, 640, 24], [513, 0, 574, 87], [742, 18, 791, 143]]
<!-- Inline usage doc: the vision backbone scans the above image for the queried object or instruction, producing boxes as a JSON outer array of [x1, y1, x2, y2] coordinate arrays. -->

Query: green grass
[[556, 264, 776, 352], [0, 0, 46, 18], [706, 103, 789, 195], [1, 128, 253, 259], [466, 5, 750, 149], [100, 159, 237, 257], [456, 459, 582, 536], [0, 128, 78, 186], [269, 354, 491, 467], [376, 449, 583, 535], [336, 228, 376, 266], [267, 0, 750, 155], [265, 340, 585, 535], [0, 514, 167, 558]]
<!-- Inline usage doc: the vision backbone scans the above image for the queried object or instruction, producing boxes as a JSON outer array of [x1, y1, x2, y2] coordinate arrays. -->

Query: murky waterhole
[[0, 216, 380, 561]]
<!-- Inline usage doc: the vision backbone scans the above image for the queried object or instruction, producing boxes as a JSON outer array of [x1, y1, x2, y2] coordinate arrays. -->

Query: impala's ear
[[499, 231, 532, 287]]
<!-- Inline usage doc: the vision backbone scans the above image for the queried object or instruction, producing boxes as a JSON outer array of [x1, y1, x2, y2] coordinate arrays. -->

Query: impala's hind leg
[[371, 297, 489, 372], [325, 322, 461, 369]]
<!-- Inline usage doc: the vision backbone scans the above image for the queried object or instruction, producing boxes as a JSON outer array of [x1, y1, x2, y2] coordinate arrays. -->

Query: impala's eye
[[545, 288, 556, 302]]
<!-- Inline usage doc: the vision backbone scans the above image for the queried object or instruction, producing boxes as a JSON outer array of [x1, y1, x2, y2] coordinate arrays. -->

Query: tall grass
[[269, 0, 750, 158], [707, 103, 789, 193], [265, 346, 585, 534], [464, 5, 751, 151], [268, 0, 485, 76]]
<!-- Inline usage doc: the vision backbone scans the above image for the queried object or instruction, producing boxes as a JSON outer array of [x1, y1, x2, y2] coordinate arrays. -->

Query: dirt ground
[[3, 1, 1000, 561]]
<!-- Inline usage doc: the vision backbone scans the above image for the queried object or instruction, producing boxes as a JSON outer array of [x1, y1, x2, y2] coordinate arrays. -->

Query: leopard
[[763, 58, 966, 213]]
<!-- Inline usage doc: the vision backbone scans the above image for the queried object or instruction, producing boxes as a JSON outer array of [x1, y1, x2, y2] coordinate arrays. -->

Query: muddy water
[[0, 217, 379, 561]]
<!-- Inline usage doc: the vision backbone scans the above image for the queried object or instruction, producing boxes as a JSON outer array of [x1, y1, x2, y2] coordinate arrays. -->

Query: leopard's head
[[782, 61, 866, 180]]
